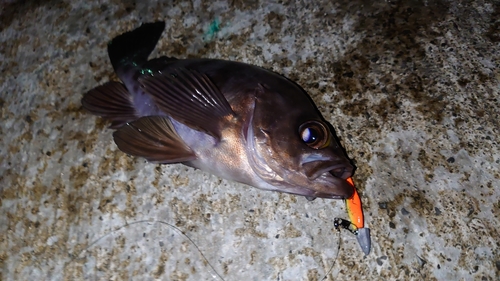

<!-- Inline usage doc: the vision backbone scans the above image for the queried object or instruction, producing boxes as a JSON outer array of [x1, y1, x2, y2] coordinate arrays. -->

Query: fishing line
[[71, 219, 226, 281], [70, 219, 344, 280], [319, 221, 343, 281]]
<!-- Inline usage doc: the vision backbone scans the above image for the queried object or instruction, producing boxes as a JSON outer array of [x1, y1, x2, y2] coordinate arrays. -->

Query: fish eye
[[299, 121, 330, 149]]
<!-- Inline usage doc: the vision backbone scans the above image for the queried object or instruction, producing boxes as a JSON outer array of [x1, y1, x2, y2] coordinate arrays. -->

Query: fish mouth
[[318, 168, 355, 199], [302, 160, 353, 181], [302, 160, 354, 198], [329, 164, 352, 180]]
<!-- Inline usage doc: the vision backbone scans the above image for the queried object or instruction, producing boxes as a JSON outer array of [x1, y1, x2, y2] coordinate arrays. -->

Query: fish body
[[82, 22, 355, 200]]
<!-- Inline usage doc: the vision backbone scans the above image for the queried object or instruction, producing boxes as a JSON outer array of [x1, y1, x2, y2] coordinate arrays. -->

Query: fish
[[82, 21, 355, 200]]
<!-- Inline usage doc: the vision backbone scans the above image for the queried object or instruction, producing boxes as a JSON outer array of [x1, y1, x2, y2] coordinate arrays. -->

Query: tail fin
[[107, 21, 166, 73], [82, 22, 165, 128], [83, 22, 165, 128]]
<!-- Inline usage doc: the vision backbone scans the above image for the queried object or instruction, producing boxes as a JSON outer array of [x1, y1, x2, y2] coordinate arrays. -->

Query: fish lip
[[328, 163, 352, 180], [302, 160, 353, 181], [313, 166, 354, 199]]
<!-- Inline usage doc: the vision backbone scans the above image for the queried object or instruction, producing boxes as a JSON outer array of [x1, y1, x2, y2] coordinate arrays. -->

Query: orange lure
[[345, 177, 364, 229], [340, 177, 370, 255]]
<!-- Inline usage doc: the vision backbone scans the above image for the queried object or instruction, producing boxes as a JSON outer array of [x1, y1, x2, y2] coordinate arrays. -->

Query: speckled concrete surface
[[1, 0, 499, 280]]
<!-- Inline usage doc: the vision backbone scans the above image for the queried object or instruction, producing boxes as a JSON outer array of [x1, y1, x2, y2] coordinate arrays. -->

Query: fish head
[[247, 83, 354, 199]]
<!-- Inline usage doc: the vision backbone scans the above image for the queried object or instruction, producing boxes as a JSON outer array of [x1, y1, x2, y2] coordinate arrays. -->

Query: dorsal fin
[[81, 81, 137, 128]]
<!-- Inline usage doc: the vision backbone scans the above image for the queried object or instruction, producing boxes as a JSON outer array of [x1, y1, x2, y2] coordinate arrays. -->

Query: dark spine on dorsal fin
[[107, 21, 166, 73], [81, 82, 137, 128]]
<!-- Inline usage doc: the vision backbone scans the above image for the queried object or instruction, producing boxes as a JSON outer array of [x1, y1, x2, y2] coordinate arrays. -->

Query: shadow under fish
[[81, 22, 370, 255]]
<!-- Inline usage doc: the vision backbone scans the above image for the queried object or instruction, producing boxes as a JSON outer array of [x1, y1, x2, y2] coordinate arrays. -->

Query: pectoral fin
[[139, 68, 235, 140], [113, 116, 196, 163]]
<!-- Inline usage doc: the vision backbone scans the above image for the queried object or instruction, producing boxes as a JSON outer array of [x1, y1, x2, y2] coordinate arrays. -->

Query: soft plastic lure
[[334, 177, 371, 255]]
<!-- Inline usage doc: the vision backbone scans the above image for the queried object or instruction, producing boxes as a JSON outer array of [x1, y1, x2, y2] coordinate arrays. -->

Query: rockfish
[[82, 22, 355, 200]]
